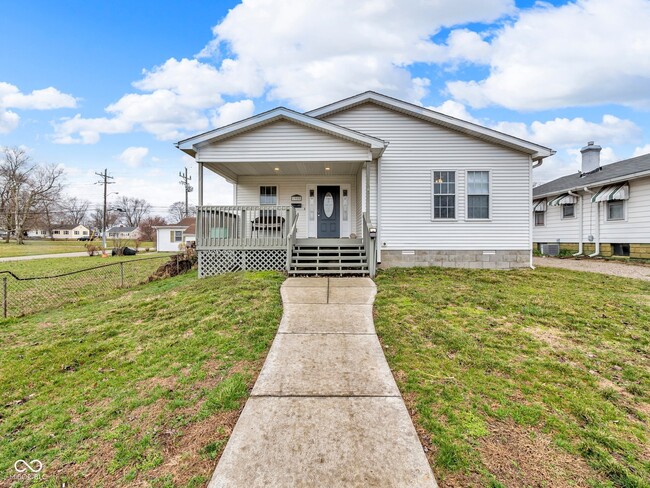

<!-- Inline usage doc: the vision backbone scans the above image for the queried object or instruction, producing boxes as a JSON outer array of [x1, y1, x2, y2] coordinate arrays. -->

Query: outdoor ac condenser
[[540, 243, 560, 256]]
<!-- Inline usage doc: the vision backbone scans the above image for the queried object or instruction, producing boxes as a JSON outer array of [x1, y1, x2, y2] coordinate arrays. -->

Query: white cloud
[[491, 115, 641, 148], [210, 100, 255, 128], [53, 0, 516, 144], [206, 0, 514, 110], [428, 100, 480, 124], [0, 109, 19, 133], [117, 146, 149, 168], [632, 144, 650, 157], [0, 81, 77, 134], [448, 0, 650, 110]]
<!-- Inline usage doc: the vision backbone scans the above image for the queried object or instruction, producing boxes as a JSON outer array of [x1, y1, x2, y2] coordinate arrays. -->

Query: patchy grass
[[0, 240, 155, 258], [0, 270, 284, 486], [375, 266, 650, 488]]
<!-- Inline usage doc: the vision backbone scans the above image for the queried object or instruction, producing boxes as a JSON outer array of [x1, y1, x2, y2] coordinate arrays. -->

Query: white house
[[176, 91, 553, 277], [51, 224, 90, 240], [533, 142, 650, 259], [153, 217, 196, 252], [106, 226, 139, 240], [27, 229, 50, 238]]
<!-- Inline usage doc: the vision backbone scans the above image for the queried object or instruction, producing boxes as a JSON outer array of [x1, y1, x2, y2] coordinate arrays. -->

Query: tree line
[[1, 147, 197, 244]]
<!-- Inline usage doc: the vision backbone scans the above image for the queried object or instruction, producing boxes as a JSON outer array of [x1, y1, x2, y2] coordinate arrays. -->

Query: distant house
[[51, 224, 90, 240], [27, 229, 50, 238], [106, 226, 139, 240], [153, 217, 196, 252], [533, 142, 650, 258]]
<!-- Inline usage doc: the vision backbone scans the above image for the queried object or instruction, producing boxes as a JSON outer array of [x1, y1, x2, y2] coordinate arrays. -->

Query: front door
[[317, 186, 340, 238]]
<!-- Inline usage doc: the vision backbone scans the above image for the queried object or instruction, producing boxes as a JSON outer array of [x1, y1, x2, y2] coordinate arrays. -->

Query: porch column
[[198, 162, 204, 206], [365, 160, 371, 222]]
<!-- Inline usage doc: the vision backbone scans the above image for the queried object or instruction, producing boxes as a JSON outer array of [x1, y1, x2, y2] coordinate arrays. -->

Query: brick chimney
[[580, 141, 602, 174]]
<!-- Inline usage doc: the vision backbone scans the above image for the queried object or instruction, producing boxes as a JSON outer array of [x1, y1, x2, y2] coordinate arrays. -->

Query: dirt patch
[[136, 375, 178, 394], [479, 419, 604, 487], [526, 326, 574, 351]]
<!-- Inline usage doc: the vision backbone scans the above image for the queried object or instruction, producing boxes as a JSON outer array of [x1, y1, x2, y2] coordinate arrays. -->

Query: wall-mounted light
[[325, 167, 331, 171], [274, 167, 280, 171]]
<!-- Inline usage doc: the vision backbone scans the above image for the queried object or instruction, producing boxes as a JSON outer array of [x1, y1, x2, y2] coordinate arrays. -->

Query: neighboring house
[[176, 91, 553, 277], [106, 226, 139, 240], [533, 142, 650, 259], [51, 224, 90, 240], [153, 217, 196, 252], [27, 229, 50, 238]]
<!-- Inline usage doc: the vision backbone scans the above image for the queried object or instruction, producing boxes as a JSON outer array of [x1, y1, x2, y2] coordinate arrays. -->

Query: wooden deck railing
[[197, 205, 296, 249], [363, 212, 377, 277]]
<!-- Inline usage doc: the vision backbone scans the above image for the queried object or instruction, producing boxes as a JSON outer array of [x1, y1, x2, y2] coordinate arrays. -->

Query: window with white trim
[[534, 211, 545, 226], [260, 186, 277, 205], [432, 171, 456, 219], [607, 201, 625, 221], [170, 230, 183, 242], [562, 204, 575, 219], [467, 171, 490, 219]]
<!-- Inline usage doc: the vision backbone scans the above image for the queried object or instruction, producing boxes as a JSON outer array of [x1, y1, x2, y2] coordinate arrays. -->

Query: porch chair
[[251, 214, 286, 237]]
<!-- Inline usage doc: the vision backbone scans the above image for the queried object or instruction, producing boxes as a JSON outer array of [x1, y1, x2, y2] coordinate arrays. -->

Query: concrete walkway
[[209, 277, 437, 488]]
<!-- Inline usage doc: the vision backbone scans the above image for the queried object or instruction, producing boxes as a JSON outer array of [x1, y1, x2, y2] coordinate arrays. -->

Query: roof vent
[[580, 141, 602, 174]]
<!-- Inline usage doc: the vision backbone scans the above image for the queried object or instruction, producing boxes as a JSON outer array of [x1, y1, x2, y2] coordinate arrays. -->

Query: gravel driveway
[[533, 256, 650, 281]]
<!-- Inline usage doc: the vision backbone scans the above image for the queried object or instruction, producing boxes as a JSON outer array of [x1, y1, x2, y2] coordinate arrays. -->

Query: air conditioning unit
[[540, 243, 560, 256]]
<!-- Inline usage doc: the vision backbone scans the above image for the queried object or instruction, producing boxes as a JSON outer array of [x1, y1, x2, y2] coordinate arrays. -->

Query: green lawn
[[0, 240, 155, 258], [0, 270, 284, 487], [375, 267, 650, 488], [1, 254, 172, 317]]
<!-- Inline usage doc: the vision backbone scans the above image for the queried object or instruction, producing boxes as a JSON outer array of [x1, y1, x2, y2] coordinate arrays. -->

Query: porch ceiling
[[205, 161, 362, 180]]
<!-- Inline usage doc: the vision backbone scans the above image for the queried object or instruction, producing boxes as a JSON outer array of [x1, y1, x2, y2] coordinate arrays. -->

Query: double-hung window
[[171, 230, 183, 242], [467, 171, 490, 219], [607, 201, 625, 221], [562, 204, 575, 219], [534, 211, 545, 226], [260, 186, 278, 219], [432, 171, 456, 219]]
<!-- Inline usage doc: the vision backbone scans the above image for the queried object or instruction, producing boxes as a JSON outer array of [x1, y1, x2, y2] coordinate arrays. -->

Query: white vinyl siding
[[533, 176, 650, 245], [236, 175, 358, 239], [324, 103, 532, 250], [196, 119, 371, 163]]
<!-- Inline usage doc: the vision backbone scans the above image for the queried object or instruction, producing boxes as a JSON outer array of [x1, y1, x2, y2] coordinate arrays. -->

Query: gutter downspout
[[580, 187, 599, 257], [530, 157, 544, 268], [568, 190, 582, 256]]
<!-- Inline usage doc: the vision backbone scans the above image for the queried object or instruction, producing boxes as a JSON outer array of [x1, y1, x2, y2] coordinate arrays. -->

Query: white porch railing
[[363, 212, 377, 277], [197, 206, 296, 250]]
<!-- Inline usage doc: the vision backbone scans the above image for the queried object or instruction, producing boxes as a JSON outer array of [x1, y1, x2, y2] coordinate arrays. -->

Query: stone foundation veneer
[[378, 250, 531, 270]]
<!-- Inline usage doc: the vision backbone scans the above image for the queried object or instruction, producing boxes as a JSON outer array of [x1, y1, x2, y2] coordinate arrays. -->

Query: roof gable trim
[[306, 91, 554, 161]]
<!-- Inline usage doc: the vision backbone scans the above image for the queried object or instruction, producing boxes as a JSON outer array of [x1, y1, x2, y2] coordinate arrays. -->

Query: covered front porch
[[176, 107, 384, 277]]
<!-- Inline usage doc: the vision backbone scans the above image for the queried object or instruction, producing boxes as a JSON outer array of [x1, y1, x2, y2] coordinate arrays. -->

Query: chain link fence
[[0, 254, 186, 318]]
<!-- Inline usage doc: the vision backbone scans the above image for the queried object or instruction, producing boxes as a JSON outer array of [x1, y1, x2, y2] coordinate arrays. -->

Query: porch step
[[290, 240, 369, 276]]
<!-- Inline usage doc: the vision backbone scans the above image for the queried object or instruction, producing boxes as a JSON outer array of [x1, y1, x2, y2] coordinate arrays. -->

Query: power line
[[178, 167, 193, 218], [94, 169, 115, 250]]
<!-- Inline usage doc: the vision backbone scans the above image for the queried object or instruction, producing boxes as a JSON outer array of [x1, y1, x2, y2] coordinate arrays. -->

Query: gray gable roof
[[107, 226, 137, 233], [534, 153, 650, 198]]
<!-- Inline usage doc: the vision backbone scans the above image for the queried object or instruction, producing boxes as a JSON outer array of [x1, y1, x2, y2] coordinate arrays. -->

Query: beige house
[[177, 91, 553, 277], [51, 224, 90, 240]]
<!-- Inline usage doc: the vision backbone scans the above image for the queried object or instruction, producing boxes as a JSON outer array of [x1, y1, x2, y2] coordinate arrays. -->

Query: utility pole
[[95, 169, 115, 250], [178, 168, 193, 218]]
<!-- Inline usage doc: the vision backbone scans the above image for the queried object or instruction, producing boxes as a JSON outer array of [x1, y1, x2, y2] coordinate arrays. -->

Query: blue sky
[[1, 0, 649, 212]]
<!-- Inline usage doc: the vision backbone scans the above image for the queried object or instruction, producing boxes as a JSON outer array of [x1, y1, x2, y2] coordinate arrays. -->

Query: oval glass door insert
[[323, 193, 334, 217]]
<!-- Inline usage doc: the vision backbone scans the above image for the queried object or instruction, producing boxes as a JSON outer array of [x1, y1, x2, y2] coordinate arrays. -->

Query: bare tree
[[168, 201, 196, 222], [62, 196, 90, 225], [138, 215, 166, 242], [116, 196, 151, 227], [89, 206, 119, 233], [33, 193, 63, 240], [0, 147, 65, 244]]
